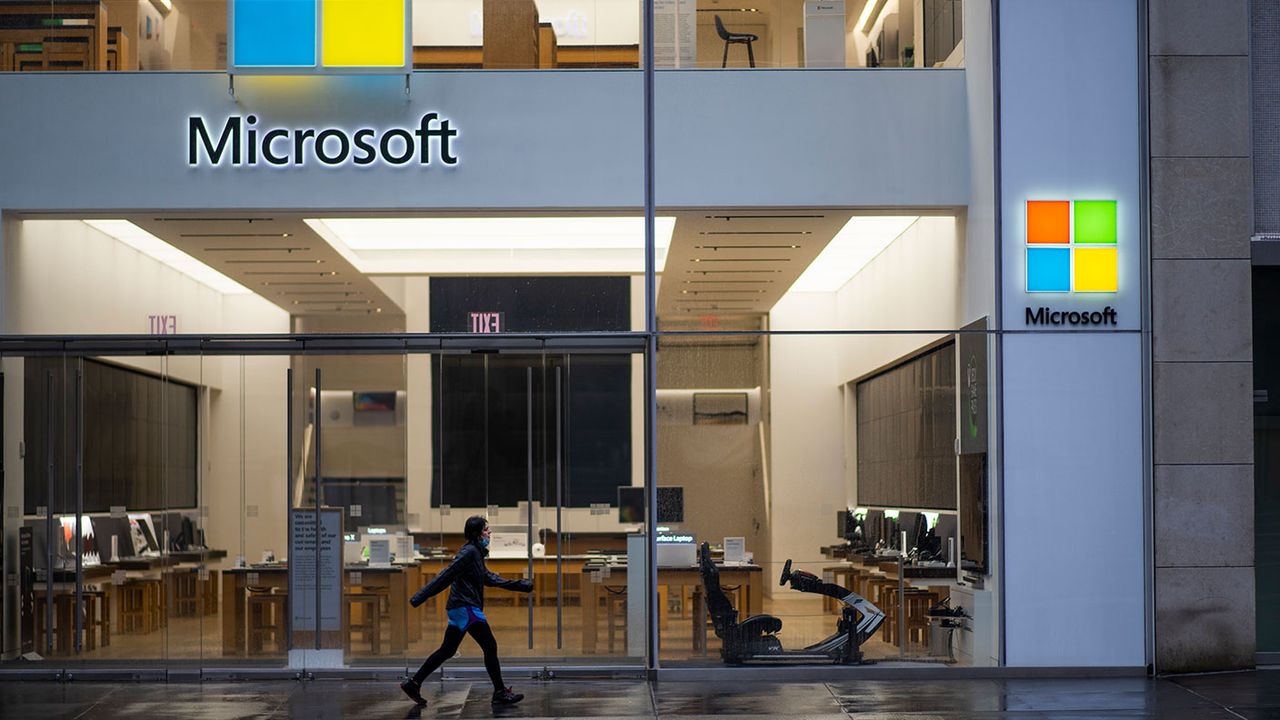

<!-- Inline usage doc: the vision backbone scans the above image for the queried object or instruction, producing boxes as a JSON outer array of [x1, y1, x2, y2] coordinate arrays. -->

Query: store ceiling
[[657, 210, 853, 320], [123, 213, 400, 318], [90, 208, 910, 322]]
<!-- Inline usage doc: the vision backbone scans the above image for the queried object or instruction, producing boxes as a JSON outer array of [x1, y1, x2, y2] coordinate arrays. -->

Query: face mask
[[480, 537, 490, 548]]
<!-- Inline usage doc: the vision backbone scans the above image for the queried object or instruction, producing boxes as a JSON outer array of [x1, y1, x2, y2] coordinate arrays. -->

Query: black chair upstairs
[[715, 15, 758, 68]]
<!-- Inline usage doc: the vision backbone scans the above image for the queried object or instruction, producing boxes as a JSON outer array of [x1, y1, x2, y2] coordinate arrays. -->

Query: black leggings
[[412, 621, 505, 690]]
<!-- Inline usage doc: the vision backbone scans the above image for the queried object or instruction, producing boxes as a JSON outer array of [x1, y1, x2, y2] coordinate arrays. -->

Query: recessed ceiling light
[[305, 217, 677, 274], [790, 216, 919, 293]]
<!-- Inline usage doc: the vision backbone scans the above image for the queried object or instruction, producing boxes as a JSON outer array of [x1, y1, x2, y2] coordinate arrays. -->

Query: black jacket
[[410, 542, 532, 610]]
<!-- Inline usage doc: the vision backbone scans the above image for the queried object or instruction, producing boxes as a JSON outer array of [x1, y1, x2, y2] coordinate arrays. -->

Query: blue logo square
[[234, 0, 317, 68], [1027, 247, 1070, 293]]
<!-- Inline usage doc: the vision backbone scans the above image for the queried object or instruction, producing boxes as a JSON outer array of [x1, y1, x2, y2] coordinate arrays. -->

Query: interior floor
[[12, 593, 948, 666]]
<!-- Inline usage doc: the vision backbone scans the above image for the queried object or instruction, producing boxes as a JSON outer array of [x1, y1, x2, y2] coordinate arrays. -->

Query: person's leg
[[465, 621, 506, 692], [412, 624, 466, 685]]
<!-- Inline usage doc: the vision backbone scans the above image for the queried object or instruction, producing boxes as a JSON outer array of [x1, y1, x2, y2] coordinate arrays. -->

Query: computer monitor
[[894, 511, 919, 550], [934, 513, 958, 553], [863, 509, 884, 548], [657, 487, 683, 523], [617, 486, 644, 523], [617, 486, 684, 523], [912, 513, 929, 551]]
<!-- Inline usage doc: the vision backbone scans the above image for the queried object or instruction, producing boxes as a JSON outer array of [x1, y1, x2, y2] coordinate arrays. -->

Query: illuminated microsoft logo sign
[[231, 0, 407, 70], [1025, 200, 1118, 293]]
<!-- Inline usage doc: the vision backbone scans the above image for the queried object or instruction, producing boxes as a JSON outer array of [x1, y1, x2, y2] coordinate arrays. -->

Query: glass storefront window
[[0, 0, 1004, 680], [0, 0, 962, 73], [654, 328, 996, 666]]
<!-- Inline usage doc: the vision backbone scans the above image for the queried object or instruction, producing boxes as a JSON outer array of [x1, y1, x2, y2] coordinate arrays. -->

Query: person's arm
[[410, 548, 475, 607], [484, 569, 533, 593]]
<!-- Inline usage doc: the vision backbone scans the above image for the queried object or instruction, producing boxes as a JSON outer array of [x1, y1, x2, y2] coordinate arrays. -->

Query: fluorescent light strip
[[306, 216, 677, 275], [83, 220, 251, 295], [859, 0, 887, 33], [308, 217, 675, 251], [789, 216, 918, 293]]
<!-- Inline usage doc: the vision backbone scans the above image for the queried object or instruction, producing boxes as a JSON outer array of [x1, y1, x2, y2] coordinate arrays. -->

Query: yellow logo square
[[1073, 247, 1118, 293], [322, 0, 405, 68]]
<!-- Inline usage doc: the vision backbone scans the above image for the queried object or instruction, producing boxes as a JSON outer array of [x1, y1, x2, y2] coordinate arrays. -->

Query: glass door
[[429, 347, 643, 670], [292, 353, 410, 670], [534, 352, 642, 666]]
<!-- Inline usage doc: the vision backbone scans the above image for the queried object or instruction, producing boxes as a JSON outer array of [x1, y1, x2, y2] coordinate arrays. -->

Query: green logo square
[[1073, 200, 1117, 245]]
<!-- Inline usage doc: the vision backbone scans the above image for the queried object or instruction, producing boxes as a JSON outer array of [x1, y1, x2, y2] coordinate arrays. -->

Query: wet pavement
[[2, 671, 1279, 718]]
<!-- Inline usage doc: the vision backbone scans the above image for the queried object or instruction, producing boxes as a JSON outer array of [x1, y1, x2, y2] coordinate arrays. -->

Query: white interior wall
[[848, 0, 901, 66], [766, 292, 843, 571], [1, 219, 291, 572], [769, 215, 961, 572], [832, 216, 960, 380]]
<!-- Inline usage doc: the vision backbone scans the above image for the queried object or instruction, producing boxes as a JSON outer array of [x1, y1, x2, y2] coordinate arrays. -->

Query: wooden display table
[[579, 563, 762, 654]]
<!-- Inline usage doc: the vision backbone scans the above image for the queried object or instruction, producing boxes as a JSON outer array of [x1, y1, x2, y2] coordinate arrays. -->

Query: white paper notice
[[290, 508, 342, 633], [723, 537, 746, 564], [654, 0, 695, 68]]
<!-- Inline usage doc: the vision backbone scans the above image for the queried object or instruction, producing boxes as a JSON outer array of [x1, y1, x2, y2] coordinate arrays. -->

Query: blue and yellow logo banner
[[231, 0, 407, 71]]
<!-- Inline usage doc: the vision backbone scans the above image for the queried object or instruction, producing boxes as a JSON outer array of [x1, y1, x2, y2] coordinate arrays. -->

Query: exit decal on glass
[[468, 312, 505, 334], [1025, 200, 1118, 293], [231, 0, 407, 71]]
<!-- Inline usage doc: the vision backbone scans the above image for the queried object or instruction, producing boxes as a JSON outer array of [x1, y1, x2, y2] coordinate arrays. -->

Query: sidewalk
[[1, 671, 1274, 718]]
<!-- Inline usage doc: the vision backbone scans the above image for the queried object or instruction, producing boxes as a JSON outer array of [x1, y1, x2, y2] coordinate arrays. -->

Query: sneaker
[[400, 679, 427, 706], [491, 686, 524, 705]]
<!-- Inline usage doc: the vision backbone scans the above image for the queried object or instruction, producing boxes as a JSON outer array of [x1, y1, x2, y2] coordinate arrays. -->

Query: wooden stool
[[201, 570, 219, 616], [171, 568, 200, 617], [604, 589, 627, 654], [690, 585, 711, 655], [881, 585, 900, 644], [865, 576, 898, 607], [118, 579, 161, 634], [33, 593, 75, 654], [344, 593, 383, 655], [83, 589, 111, 650], [247, 590, 288, 655], [904, 590, 938, 647]]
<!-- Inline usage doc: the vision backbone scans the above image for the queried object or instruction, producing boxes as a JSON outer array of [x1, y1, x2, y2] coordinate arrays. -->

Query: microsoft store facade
[[0, 0, 1253, 677]]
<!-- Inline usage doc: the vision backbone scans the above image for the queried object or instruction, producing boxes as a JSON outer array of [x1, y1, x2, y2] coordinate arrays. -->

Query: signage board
[[289, 507, 342, 636]]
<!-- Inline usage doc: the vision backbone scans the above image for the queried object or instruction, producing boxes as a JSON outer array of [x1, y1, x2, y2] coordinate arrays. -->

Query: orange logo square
[[1026, 200, 1070, 245]]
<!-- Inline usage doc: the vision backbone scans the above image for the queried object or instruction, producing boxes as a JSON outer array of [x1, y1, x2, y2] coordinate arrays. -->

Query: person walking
[[400, 515, 533, 707]]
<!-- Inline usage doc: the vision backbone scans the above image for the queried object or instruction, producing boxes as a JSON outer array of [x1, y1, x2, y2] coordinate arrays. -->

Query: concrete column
[[1148, 0, 1255, 672]]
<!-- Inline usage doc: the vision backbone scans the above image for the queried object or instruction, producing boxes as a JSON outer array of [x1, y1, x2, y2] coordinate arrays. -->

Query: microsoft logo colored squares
[[1074, 247, 1118, 292], [1074, 200, 1117, 245], [1024, 199, 1120, 293], [322, 0, 405, 67], [1026, 200, 1070, 245], [1026, 247, 1071, 293], [233, 0, 317, 67]]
